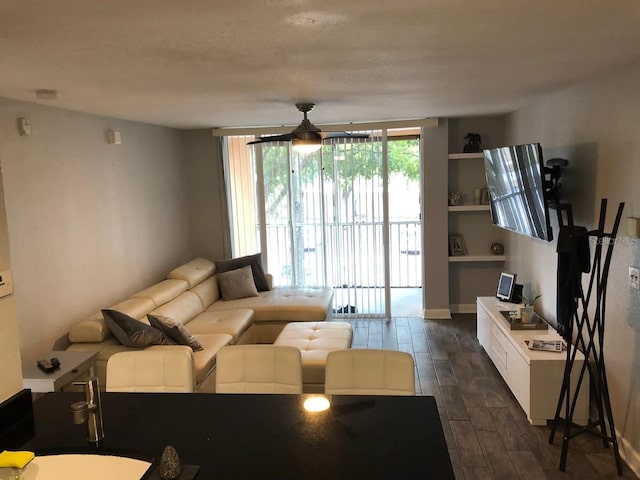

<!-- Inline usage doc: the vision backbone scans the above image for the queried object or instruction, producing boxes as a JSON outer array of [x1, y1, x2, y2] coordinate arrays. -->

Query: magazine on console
[[524, 338, 565, 352]]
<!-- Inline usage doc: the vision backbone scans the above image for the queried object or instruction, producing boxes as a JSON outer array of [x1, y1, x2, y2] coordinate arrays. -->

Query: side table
[[22, 350, 98, 393]]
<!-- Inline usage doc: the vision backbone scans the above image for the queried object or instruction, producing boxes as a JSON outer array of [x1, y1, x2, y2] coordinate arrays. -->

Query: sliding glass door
[[223, 128, 421, 317]]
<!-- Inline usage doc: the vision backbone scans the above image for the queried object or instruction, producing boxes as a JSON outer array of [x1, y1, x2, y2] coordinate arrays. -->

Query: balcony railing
[[264, 221, 422, 289]]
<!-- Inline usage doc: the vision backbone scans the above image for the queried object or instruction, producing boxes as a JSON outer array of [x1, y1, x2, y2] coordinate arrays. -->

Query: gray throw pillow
[[102, 309, 176, 348], [147, 314, 203, 352], [215, 253, 270, 292], [217, 265, 259, 301]]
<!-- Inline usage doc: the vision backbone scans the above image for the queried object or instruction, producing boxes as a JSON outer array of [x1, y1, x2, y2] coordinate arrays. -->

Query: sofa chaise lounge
[[66, 257, 334, 391]]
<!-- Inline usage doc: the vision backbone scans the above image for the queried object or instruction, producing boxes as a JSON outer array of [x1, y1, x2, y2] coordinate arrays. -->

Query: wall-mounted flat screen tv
[[483, 143, 553, 242]]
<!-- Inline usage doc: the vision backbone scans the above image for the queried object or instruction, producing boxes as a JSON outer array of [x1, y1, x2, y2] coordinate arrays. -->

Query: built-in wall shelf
[[447, 128, 506, 310], [449, 255, 506, 263], [448, 205, 490, 212], [448, 152, 484, 160]]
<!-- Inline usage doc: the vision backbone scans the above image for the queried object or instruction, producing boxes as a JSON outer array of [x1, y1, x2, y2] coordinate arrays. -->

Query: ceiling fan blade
[[247, 133, 294, 145], [247, 104, 371, 146], [320, 132, 370, 140]]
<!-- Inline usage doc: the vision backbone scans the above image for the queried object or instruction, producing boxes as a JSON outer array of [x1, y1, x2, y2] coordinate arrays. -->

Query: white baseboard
[[618, 429, 640, 477], [423, 308, 451, 319], [450, 304, 477, 314]]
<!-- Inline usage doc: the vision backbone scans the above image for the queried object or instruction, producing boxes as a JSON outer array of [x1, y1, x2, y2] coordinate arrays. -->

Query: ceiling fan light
[[292, 137, 322, 154]]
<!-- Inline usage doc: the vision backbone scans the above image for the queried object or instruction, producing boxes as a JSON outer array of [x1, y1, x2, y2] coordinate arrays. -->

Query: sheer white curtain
[[323, 133, 386, 315]]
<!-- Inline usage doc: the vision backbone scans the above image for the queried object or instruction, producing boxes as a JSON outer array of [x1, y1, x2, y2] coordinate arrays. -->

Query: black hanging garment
[[555, 225, 590, 339]]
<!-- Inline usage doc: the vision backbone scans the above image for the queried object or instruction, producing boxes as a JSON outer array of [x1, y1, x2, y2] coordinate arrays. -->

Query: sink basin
[[18, 454, 151, 479]]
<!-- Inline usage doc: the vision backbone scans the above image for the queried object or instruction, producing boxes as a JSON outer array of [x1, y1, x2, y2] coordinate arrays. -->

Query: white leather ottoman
[[274, 321, 352, 392]]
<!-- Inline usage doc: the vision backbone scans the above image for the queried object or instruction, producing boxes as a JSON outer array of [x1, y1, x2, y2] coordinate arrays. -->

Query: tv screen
[[483, 143, 553, 242]]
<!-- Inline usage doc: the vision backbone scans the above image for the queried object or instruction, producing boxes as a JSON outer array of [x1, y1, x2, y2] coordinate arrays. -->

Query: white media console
[[476, 296, 589, 425]]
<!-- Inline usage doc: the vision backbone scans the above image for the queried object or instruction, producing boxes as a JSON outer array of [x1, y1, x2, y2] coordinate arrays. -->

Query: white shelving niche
[[448, 151, 505, 313]]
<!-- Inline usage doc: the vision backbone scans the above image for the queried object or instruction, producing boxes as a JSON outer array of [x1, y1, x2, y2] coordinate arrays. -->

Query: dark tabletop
[[20, 392, 454, 479]]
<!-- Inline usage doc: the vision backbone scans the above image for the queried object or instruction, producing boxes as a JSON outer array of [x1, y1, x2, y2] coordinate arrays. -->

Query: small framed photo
[[449, 234, 467, 256]]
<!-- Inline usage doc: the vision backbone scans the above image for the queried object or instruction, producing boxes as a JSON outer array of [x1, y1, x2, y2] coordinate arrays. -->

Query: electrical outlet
[[629, 266, 640, 289]]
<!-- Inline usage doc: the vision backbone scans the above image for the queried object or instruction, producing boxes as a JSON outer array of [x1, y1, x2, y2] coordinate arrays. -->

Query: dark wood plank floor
[[341, 314, 638, 480]]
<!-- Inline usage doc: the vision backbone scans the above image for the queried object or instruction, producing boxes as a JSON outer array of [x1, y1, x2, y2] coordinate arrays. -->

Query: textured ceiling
[[1, 1, 640, 129]]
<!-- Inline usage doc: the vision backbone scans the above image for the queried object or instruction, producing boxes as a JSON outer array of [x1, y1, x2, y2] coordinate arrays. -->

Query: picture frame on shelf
[[449, 234, 467, 256], [449, 192, 462, 206]]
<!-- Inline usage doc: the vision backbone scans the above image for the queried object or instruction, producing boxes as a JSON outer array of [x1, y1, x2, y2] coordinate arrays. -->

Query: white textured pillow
[[217, 265, 259, 301]]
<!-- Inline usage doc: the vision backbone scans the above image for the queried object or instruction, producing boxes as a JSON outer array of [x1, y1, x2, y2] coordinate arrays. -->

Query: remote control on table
[[36, 357, 61, 373]]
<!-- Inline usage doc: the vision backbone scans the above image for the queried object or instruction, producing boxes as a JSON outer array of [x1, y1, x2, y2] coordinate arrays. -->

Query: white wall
[[183, 130, 230, 261], [504, 60, 640, 471], [0, 98, 194, 372], [422, 120, 450, 317], [0, 163, 22, 402]]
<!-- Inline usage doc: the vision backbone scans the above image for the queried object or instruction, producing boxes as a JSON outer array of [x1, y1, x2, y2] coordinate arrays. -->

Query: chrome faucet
[[70, 377, 104, 444]]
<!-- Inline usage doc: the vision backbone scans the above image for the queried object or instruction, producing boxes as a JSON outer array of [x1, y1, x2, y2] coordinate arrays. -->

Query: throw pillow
[[217, 265, 259, 301], [147, 314, 203, 352], [102, 309, 176, 348], [215, 253, 270, 292]]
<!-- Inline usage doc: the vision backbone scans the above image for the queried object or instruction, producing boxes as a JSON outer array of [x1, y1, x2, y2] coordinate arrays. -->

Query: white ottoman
[[274, 321, 353, 392]]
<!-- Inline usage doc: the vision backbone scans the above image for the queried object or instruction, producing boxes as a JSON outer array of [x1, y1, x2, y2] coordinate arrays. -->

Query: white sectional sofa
[[66, 257, 334, 392]]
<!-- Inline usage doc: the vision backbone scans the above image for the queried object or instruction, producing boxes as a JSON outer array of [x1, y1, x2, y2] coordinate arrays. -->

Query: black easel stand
[[548, 198, 624, 475]]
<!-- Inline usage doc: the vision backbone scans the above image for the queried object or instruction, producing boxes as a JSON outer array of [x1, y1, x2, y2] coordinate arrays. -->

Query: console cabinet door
[[489, 322, 508, 379], [506, 340, 531, 418], [477, 304, 492, 350]]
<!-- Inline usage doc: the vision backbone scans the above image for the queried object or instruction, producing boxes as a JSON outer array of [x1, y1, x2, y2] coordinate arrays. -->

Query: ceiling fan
[[247, 103, 369, 153]]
